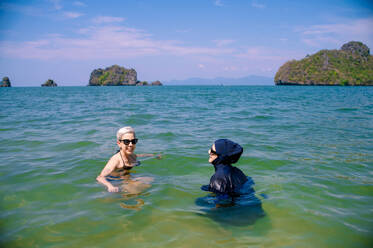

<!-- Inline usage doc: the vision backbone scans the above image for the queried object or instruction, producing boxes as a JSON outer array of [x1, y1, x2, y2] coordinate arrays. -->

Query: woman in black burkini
[[201, 139, 250, 200], [198, 139, 264, 226]]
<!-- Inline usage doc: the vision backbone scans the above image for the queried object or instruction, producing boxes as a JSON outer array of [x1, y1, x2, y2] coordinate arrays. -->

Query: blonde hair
[[116, 126, 136, 140]]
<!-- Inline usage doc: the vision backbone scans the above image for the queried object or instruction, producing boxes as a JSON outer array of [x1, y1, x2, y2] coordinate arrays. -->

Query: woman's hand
[[108, 185, 120, 192]]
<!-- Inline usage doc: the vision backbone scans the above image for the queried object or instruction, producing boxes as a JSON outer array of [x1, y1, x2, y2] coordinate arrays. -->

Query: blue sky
[[0, 0, 372, 86]]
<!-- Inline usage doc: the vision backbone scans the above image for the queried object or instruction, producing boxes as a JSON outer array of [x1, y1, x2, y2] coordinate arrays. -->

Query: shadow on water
[[106, 173, 153, 211], [119, 192, 150, 211], [195, 178, 266, 227]]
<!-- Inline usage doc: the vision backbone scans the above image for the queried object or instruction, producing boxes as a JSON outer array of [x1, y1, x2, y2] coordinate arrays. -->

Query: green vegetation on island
[[1, 77, 11, 87], [275, 41, 373, 86], [89, 65, 162, 86], [42, 79, 58, 87]]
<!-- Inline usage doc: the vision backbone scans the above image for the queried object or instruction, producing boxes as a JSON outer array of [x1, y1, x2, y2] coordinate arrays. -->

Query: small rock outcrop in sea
[[88, 65, 162, 86], [151, 80, 163, 86], [1, 77, 11, 87], [42, 79, 58, 87], [275, 41, 373, 86], [136, 81, 148, 86]]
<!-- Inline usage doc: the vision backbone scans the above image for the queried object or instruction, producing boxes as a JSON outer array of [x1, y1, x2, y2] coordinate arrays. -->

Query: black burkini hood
[[202, 139, 248, 195]]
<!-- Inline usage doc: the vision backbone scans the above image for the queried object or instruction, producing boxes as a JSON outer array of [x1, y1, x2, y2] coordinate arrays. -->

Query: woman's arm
[[96, 156, 120, 192], [137, 153, 162, 159]]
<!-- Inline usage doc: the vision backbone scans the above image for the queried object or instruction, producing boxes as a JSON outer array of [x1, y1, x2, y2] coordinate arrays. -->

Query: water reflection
[[196, 178, 265, 226], [107, 173, 153, 210]]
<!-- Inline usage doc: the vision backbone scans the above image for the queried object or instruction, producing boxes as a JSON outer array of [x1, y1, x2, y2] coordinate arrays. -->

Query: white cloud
[[260, 67, 275, 73], [49, 0, 62, 10], [0, 20, 307, 78], [92, 16, 125, 24], [213, 39, 235, 47], [0, 25, 234, 60], [297, 18, 373, 48], [301, 36, 340, 47], [73, 1, 86, 7], [63, 11, 83, 19], [214, 0, 223, 7], [223, 66, 238, 71], [251, 0, 265, 9], [235, 46, 299, 61]]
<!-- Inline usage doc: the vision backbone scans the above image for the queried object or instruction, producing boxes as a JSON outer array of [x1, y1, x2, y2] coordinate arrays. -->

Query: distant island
[[1, 77, 11, 87], [275, 41, 373, 86], [89, 65, 162, 86], [42, 79, 58, 87]]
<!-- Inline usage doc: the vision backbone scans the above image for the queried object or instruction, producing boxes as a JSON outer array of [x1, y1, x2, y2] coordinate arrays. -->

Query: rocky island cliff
[[42, 79, 58, 87], [1, 77, 11, 87], [275, 41, 373, 86], [89, 65, 162, 86]]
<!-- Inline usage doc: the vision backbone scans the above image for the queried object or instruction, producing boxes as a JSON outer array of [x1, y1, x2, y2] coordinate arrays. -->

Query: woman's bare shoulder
[[108, 152, 121, 166]]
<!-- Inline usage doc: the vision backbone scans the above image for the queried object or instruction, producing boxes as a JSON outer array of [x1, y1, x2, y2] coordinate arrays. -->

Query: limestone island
[[42, 79, 58, 87], [88, 65, 162, 86], [275, 41, 373, 86], [1, 77, 11, 87]]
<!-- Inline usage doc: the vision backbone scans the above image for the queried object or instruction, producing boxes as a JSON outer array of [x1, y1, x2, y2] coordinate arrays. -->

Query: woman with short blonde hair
[[96, 126, 159, 192]]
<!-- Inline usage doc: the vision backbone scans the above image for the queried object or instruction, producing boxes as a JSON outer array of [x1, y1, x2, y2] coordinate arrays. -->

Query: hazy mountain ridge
[[165, 75, 274, 85]]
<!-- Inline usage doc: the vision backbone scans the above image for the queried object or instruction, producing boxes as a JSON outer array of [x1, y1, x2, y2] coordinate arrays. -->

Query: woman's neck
[[212, 161, 231, 171], [120, 149, 127, 158], [120, 150, 136, 161]]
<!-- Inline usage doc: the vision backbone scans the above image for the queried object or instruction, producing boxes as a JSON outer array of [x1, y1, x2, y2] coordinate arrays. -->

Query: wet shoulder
[[109, 153, 122, 168]]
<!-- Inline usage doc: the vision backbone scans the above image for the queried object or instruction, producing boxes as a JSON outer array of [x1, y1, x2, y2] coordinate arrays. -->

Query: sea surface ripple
[[0, 86, 372, 248]]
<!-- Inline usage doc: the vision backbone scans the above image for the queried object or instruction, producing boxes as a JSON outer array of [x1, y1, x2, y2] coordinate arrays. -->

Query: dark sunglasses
[[120, 139, 138, 145], [209, 147, 217, 155]]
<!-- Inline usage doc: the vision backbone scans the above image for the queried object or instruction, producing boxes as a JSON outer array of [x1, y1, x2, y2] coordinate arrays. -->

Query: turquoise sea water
[[0, 86, 372, 247]]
